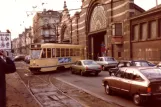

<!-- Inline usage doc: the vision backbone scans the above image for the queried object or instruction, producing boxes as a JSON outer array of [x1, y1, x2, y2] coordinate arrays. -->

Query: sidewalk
[[6, 72, 40, 107]]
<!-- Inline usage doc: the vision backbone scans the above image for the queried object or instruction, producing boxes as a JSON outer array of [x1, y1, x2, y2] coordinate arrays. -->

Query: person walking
[[0, 50, 16, 107]]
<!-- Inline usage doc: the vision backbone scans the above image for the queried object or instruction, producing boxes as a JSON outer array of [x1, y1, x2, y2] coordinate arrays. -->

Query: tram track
[[18, 72, 84, 107], [15, 72, 44, 107], [15, 62, 119, 107]]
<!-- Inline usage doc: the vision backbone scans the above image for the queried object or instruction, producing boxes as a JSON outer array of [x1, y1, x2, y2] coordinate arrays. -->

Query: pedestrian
[[0, 50, 16, 107]]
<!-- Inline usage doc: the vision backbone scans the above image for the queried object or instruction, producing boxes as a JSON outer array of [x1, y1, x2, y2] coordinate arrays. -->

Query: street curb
[[55, 77, 124, 107]]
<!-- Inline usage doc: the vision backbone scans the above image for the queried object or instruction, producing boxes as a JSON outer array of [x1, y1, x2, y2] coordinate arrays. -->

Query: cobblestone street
[[6, 62, 119, 107], [6, 73, 40, 107]]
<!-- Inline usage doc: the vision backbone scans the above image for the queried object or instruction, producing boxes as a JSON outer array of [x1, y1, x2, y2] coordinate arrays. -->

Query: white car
[[96, 56, 118, 71], [156, 62, 161, 69]]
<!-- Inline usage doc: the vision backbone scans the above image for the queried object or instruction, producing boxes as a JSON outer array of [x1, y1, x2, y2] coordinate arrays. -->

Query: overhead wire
[[25, 0, 125, 13], [21, 0, 125, 26]]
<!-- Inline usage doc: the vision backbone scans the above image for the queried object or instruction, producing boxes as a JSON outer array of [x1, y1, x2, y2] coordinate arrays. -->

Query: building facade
[[130, 6, 161, 63], [12, 27, 33, 55], [25, 27, 33, 54], [59, 0, 144, 60], [33, 9, 61, 43]]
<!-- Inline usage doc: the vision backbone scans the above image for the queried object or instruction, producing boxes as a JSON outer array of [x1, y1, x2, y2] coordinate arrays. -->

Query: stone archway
[[90, 5, 107, 32], [85, 0, 107, 33], [85, 0, 107, 59]]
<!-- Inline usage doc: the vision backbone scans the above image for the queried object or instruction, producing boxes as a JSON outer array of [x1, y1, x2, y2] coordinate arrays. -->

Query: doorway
[[89, 31, 106, 60]]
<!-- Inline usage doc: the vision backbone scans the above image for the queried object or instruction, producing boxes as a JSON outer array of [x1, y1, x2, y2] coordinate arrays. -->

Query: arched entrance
[[86, 1, 107, 60], [88, 31, 106, 60]]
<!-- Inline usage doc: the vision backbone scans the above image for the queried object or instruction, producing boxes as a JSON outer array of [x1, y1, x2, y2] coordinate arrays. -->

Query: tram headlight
[[33, 61, 36, 66]]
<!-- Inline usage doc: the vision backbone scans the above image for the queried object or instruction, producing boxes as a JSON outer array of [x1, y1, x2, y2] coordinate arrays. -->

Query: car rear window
[[134, 61, 149, 67], [140, 68, 161, 79], [104, 57, 115, 61], [83, 60, 98, 65]]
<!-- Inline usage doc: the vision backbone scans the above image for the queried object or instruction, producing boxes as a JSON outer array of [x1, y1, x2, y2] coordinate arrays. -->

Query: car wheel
[[71, 68, 75, 74], [104, 83, 112, 95], [30, 69, 40, 75], [133, 94, 143, 105], [80, 70, 85, 76]]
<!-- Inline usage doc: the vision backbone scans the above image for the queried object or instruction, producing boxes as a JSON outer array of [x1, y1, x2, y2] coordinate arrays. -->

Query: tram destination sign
[[0, 32, 11, 49]]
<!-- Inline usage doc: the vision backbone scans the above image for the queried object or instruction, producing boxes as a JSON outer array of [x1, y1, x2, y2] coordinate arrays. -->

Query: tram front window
[[31, 50, 41, 59]]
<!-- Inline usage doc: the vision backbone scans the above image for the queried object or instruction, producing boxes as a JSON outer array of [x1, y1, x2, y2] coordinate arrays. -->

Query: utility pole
[[156, 0, 158, 8]]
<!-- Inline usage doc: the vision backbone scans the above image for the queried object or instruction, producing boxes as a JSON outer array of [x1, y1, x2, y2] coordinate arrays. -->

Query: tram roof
[[41, 43, 84, 48]]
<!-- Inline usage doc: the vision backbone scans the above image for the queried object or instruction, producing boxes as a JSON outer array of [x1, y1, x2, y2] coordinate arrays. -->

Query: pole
[[156, 0, 158, 8]]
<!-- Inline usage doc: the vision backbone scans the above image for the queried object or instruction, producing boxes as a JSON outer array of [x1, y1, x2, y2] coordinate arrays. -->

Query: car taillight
[[86, 66, 88, 70], [147, 87, 151, 93], [99, 66, 102, 69]]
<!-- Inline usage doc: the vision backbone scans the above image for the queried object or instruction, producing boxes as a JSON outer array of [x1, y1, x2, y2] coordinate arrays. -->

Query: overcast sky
[[0, 0, 160, 39]]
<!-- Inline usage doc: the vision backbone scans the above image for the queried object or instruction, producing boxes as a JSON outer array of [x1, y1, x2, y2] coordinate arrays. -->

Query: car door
[[72, 61, 78, 72], [96, 58, 100, 64], [110, 69, 125, 92], [76, 61, 83, 73], [120, 68, 133, 95], [100, 58, 105, 65]]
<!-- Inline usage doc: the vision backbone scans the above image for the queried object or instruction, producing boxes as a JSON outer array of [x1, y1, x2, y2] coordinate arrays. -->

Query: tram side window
[[47, 48, 51, 58], [41, 48, 46, 58], [56, 48, 60, 57], [81, 48, 84, 57], [61, 48, 65, 57], [73, 49, 76, 56], [70, 49, 73, 56], [76, 49, 80, 56], [52, 48, 55, 58], [66, 49, 69, 56]]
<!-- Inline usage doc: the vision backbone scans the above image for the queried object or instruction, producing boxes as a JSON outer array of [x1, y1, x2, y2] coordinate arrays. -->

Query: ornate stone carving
[[90, 5, 107, 32]]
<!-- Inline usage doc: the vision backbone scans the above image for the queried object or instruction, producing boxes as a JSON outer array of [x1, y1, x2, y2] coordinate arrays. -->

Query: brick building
[[130, 5, 161, 63], [59, 0, 144, 60], [33, 9, 61, 43]]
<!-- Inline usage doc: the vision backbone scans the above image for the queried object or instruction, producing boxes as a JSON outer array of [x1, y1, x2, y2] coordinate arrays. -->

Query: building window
[[140, 23, 147, 40], [149, 20, 157, 39], [118, 52, 121, 58], [112, 23, 122, 36], [132, 25, 139, 41], [158, 19, 161, 37]]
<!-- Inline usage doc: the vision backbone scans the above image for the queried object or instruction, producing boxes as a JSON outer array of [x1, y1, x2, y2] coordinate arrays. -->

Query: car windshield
[[134, 61, 149, 67], [140, 68, 161, 79], [83, 60, 98, 65], [104, 57, 115, 61], [30, 50, 41, 59]]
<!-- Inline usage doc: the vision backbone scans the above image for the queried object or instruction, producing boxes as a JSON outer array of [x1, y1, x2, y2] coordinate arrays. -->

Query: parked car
[[109, 60, 156, 75], [13, 55, 25, 61], [156, 62, 161, 69], [102, 67, 161, 105], [70, 60, 102, 76], [96, 56, 118, 71], [24, 55, 30, 64]]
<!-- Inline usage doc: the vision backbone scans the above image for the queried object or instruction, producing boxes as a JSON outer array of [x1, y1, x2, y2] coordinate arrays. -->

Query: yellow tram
[[29, 43, 85, 74]]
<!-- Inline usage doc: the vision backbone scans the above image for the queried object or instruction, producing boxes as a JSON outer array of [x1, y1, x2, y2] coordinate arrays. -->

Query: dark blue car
[[109, 60, 156, 75]]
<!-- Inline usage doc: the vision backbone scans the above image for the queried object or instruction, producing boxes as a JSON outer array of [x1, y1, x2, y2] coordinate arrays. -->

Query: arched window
[[90, 5, 107, 32]]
